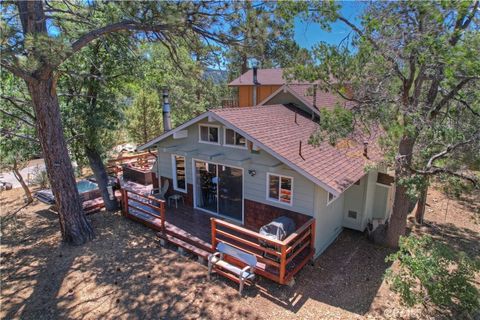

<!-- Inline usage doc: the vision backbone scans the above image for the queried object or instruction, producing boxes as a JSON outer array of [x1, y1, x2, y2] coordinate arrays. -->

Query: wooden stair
[[157, 226, 212, 260], [164, 223, 212, 253]]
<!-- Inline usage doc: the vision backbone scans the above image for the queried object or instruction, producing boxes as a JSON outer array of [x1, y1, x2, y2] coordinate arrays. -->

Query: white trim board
[[138, 113, 210, 151], [171, 154, 187, 193], [258, 84, 320, 117]]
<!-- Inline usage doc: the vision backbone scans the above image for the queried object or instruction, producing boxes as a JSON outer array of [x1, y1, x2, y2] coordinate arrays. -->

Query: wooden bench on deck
[[208, 242, 257, 295]]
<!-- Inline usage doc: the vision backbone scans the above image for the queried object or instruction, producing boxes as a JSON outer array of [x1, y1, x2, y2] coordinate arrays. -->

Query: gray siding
[[313, 185, 344, 257], [155, 118, 316, 216], [342, 175, 367, 230]]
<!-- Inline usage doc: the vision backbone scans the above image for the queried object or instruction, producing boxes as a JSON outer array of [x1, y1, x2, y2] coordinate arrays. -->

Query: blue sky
[[294, 1, 366, 49]]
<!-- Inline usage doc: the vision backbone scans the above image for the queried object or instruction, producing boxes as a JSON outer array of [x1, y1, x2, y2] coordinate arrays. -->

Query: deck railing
[[121, 188, 166, 232], [221, 98, 239, 108], [107, 152, 157, 176], [211, 218, 315, 284]]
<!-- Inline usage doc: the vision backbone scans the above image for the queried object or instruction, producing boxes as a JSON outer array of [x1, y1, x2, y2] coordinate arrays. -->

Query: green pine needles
[[386, 235, 479, 315]]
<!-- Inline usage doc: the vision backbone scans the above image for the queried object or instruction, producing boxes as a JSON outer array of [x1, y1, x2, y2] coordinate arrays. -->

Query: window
[[199, 125, 219, 144], [348, 210, 358, 219], [327, 192, 337, 205], [172, 155, 186, 192], [224, 128, 246, 148], [267, 173, 293, 205]]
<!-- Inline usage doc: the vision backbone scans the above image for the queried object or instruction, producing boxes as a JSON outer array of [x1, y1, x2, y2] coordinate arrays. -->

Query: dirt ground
[[1, 185, 478, 320]]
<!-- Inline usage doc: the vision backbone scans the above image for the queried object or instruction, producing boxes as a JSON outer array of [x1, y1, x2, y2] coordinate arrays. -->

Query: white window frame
[[266, 173, 294, 206], [171, 154, 187, 193], [223, 127, 247, 149], [198, 124, 220, 145], [327, 192, 338, 206]]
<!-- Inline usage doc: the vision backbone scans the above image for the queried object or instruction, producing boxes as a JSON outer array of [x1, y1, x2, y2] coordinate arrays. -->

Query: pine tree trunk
[[415, 180, 428, 224], [85, 147, 118, 211], [12, 159, 33, 203], [26, 75, 94, 245], [384, 136, 416, 248]]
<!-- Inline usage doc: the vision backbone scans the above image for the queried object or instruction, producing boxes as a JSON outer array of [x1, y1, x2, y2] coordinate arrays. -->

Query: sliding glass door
[[194, 161, 217, 213], [194, 160, 243, 221]]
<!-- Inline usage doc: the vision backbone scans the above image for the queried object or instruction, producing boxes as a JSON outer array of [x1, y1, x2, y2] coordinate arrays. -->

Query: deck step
[[164, 223, 213, 253], [157, 232, 210, 260]]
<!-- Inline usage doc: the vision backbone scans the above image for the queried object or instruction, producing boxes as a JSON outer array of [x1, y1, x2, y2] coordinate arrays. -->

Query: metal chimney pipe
[[252, 66, 258, 105], [162, 88, 172, 132]]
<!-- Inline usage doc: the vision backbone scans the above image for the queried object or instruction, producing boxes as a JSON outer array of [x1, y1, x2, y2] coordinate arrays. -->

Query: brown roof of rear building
[[229, 68, 307, 86]]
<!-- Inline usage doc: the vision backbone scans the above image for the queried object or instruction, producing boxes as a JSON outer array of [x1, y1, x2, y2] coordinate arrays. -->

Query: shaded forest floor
[[1, 185, 478, 319]]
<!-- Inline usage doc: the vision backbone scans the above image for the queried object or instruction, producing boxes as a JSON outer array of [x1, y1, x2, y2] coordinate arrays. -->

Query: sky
[[294, 1, 366, 49]]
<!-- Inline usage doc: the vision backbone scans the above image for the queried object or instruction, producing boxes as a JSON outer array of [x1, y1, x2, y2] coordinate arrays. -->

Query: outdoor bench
[[207, 242, 257, 295]]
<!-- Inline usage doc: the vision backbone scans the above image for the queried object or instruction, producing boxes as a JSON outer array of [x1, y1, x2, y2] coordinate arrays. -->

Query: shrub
[[30, 167, 49, 189], [385, 235, 479, 315]]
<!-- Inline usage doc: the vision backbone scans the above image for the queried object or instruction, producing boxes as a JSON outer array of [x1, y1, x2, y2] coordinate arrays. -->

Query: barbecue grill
[[259, 216, 295, 261]]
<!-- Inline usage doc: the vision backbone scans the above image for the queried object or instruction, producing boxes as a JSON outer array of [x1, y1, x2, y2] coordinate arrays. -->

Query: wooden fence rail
[[121, 188, 166, 232], [107, 152, 157, 175], [211, 218, 315, 284]]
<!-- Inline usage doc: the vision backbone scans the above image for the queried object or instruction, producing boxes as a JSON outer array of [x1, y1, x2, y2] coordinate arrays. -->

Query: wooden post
[[309, 220, 316, 252], [211, 218, 217, 251], [279, 244, 287, 284], [160, 200, 166, 233], [123, 189, 129, 216], [120, 189, 126, 216]]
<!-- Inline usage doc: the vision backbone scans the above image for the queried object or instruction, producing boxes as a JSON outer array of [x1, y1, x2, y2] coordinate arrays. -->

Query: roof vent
[[363, 141, 369, 159]]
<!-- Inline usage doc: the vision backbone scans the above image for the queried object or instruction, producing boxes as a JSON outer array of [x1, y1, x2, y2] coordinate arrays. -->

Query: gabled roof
[[228, 68, 339, 87], [259, 84, 354, 115], [228, 68, 309, 86], [138, 104, 382, 195]]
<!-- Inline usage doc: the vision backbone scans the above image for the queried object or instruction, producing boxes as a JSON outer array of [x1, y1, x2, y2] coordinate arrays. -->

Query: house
[[137, 69, 394, 266], [228, 68, 286, 107]]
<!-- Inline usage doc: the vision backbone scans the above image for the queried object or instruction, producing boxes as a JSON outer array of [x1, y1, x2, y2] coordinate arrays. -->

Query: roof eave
[[137, 113, 210, 151]]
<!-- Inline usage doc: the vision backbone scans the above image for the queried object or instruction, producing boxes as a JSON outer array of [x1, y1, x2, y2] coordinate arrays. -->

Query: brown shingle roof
[[288, 84, 347, 111], [261, 84, 355, 113], [229, 68, 309, 86], [228, 68, 340, 88], [211, 105, 381, 193]]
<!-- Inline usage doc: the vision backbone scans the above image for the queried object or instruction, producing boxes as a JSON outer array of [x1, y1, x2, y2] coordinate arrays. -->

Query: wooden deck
[[121, 187, 315, 285], [127, 200, 214, 252]]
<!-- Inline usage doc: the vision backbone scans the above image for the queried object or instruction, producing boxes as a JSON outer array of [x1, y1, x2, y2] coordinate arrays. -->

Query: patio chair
[[150, 179, 169, 201]]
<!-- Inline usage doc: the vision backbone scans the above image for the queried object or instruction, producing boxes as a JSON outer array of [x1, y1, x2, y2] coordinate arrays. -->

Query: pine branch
[[0, 109, 35, 127], [429, 77, 477, 119], [0, 128, 40, 144], [426, 129, 480, 168], [410, 166, 478, 187], [0, 95, 36, 120], [1, 61, 35, 82]]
